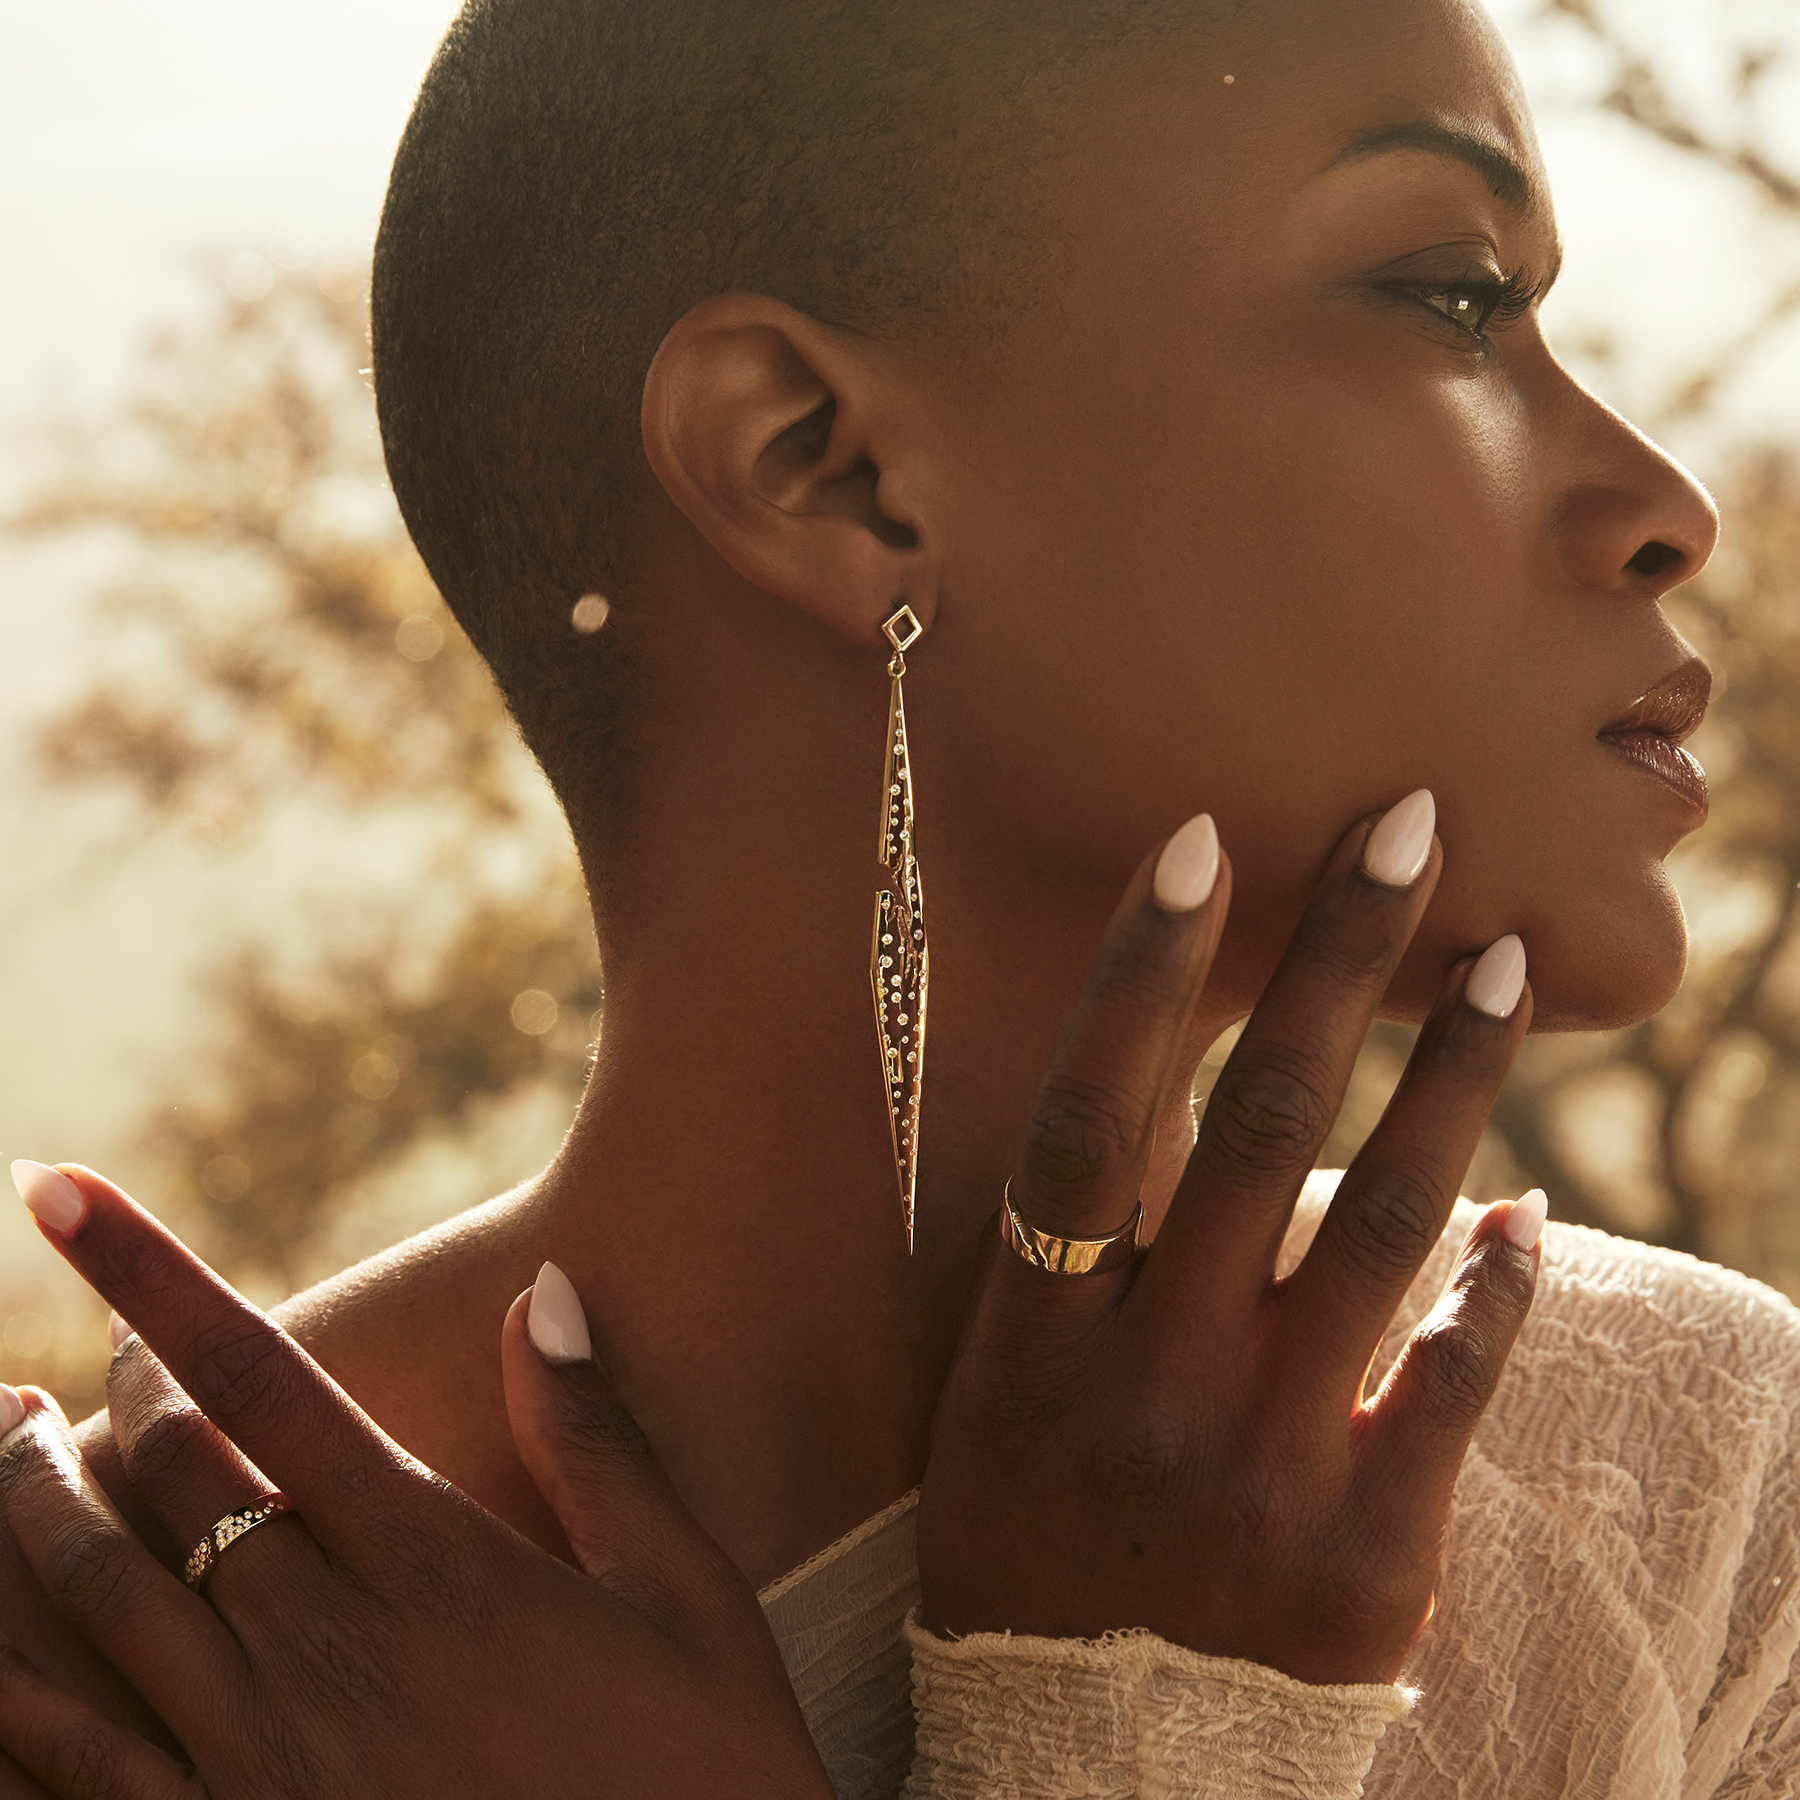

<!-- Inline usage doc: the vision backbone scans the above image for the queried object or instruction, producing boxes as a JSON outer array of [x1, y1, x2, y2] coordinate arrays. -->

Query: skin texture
[[0, 1173, 834, 1798], [866, 1, 1715, 1039], [590, 0, 1714, 1584], [919, 815, 1542, 1683], [0, 0, 1718, 1781]]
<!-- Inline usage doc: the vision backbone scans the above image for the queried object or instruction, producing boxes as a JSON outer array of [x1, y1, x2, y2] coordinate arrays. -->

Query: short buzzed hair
[[373, 0, 1183, 816]]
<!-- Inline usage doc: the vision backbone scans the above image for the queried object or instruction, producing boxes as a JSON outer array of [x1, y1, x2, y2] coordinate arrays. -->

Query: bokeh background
[[4, 0, 1800, 1415]]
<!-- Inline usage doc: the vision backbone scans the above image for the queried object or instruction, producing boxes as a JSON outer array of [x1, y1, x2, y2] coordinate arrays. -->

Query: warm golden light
[[395, 613, 445, 661], [510, 989, 560, 1035]]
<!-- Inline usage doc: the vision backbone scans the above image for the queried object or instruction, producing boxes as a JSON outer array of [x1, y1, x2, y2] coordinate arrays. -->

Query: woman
[[3, 0, 1797, 1793]]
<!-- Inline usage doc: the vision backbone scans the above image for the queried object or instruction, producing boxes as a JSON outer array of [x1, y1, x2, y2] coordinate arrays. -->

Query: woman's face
[[920, 0, 1718, 1031]]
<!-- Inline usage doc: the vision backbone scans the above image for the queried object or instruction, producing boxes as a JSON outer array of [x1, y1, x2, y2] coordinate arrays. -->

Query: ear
[[640, 294, 938, 647]]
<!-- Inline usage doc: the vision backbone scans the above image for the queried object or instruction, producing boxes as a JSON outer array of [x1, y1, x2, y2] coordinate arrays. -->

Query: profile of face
[[888, 0, 1718, 1035]]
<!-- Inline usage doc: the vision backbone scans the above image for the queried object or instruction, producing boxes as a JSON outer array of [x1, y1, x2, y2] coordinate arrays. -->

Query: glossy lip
[[1597, 656, 1712, 820]]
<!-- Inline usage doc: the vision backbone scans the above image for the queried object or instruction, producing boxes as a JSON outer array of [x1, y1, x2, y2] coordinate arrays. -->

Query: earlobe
[[640, 293, 935, 646]]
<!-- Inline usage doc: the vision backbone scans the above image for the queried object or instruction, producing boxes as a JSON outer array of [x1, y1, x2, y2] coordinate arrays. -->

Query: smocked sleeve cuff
[[901, 1609, 1412, 1799]]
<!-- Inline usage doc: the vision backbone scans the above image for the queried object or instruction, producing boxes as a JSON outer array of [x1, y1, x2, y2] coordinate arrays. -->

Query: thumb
[[501, 1263, 743, 1624]]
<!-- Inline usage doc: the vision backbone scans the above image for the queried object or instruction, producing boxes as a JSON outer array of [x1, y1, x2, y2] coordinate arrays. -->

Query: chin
[[1518, 864, 1690, 1034], [1381, 861, 1691, 1033]]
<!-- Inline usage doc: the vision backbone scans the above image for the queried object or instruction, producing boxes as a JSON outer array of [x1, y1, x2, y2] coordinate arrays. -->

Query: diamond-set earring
[[871, 604, 928, 1250]]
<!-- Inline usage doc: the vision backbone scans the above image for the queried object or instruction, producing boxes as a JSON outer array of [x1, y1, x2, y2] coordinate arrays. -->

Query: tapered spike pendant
[[872, 612, 928, 1251]]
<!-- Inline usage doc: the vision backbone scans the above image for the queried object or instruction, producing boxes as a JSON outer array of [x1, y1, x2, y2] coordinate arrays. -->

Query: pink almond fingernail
[[0, 1385, 24, 1437], [1467, 934, 1527, 1019], [11, 1160, 85, 1233], [528, 1261, 594, 1365], [1361, 789, 1436, 888], [108, 1311, 134, 1351], [1152, 813, 1220, 912], [1503, 1188, 1548, 1251]]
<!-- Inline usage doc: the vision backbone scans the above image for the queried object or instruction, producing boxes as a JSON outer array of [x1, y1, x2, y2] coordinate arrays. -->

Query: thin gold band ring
[[184, 1492, 295, 1591]]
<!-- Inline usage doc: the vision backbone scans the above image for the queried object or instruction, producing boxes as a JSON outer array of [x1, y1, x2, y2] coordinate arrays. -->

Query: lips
[[1597, 657, 1712, 817]]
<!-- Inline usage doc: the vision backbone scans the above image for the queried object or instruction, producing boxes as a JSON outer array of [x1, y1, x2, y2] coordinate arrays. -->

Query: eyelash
[[1390, 265, 1544, 344]]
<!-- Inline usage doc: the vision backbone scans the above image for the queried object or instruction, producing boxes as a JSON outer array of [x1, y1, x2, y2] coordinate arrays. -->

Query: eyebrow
[[1326, 121, 1538, 213], [1322, 119, 1563, 288]]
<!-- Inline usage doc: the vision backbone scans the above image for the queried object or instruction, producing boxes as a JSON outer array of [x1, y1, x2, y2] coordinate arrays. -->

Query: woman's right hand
[[0, 1166, 833, 1799], [918, 793, 1543, 1686]]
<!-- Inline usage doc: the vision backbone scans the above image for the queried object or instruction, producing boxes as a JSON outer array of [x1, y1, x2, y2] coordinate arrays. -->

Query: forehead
[[1085, 0, 1546, 220]]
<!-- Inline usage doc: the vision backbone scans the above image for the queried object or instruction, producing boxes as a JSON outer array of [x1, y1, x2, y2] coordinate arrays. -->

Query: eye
[[1398, 266, 1544, 343], [1421, 285, 1496, 331]]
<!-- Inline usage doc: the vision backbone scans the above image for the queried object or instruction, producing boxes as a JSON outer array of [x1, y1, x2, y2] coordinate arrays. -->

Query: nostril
[[1626, 540, 1684, 579]]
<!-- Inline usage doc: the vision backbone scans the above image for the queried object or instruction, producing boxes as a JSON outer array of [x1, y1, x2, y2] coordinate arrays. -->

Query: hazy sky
[[0, 0, 462, 426]]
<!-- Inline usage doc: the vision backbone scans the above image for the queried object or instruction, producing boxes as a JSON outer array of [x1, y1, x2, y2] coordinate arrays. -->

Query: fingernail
[[1152, 813, 1220, 912], [1361, 789, 1436, 888], [107, 1311, 134, 1351], [1467, 934, 1527, 1019], [0, 1385, 24, 1438], [1503, 1188, 1548, 1251], [528, 1261, 593, 1364], [11, 1160, 85, 1234]]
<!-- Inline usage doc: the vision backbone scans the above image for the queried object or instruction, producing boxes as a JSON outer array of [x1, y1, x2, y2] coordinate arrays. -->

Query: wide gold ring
[[184, 1493, 295, 1591], [999, 1181, 1142, 1275]]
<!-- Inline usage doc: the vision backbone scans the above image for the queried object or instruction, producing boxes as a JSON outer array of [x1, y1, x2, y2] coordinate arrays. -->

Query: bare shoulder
[[267, 1185, 565, 1546], [274, 1186, 541, 1391], [70, 1183, 565, 1557]]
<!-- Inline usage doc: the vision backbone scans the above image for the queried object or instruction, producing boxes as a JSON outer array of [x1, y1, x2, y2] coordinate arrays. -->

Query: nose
[[1544, 384, 1719, 599]]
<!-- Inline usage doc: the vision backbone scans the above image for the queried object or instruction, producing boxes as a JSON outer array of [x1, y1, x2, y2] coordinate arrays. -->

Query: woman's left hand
[[0, 1165, 834, 1800], [916, 807, 1540, 1687]]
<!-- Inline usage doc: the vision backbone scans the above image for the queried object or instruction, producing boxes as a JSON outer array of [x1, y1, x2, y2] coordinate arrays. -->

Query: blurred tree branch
[[1544, 0, 1799, 207], [12, 270, 528, 837], [9, 264, 598, 1293], [1540, 0, 1800, 427]]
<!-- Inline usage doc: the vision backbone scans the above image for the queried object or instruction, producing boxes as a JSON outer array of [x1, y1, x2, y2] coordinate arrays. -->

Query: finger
[[1141, 1047, 1204, 1229], [11, 1163, 417, 1546], [0, 1392, 236, 1744], [0, 1485, 183, 1763], [1146, 791, 1441, 1324], [501, 1271, 754, 1629], [1275, 937, 1533, 1403], [0, 1645, 195, 1800], [991, 816, 1229, 1339], [107, 1339, 323, 1617], [1356, 1193, 1544, 1538], [0, 1737, 58, 1800]]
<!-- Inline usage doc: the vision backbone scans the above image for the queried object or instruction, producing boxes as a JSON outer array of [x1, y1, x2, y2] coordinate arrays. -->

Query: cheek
[[935, 347, 1690, 1030], [1025, 371, 1542, 875]]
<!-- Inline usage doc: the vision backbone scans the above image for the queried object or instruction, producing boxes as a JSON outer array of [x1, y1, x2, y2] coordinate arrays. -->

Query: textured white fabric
[[901, 1615, 1412, 1799], [759, 1174, 1800, 1798], [761, 1490, 922, 1800]]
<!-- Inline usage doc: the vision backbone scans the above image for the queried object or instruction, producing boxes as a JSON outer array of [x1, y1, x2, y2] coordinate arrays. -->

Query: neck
[[528, 806, 1137, 1584], [524, 595, 1234, 1584]]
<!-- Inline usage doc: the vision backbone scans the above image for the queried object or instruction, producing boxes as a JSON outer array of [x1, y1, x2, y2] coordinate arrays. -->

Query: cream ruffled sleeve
[[759, 1176, 1800, 1798], [901, 1613, 1411, 1799]]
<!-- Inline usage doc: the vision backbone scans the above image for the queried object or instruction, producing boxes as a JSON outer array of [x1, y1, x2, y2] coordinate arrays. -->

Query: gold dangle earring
[[872, 604, 929, 1251]]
